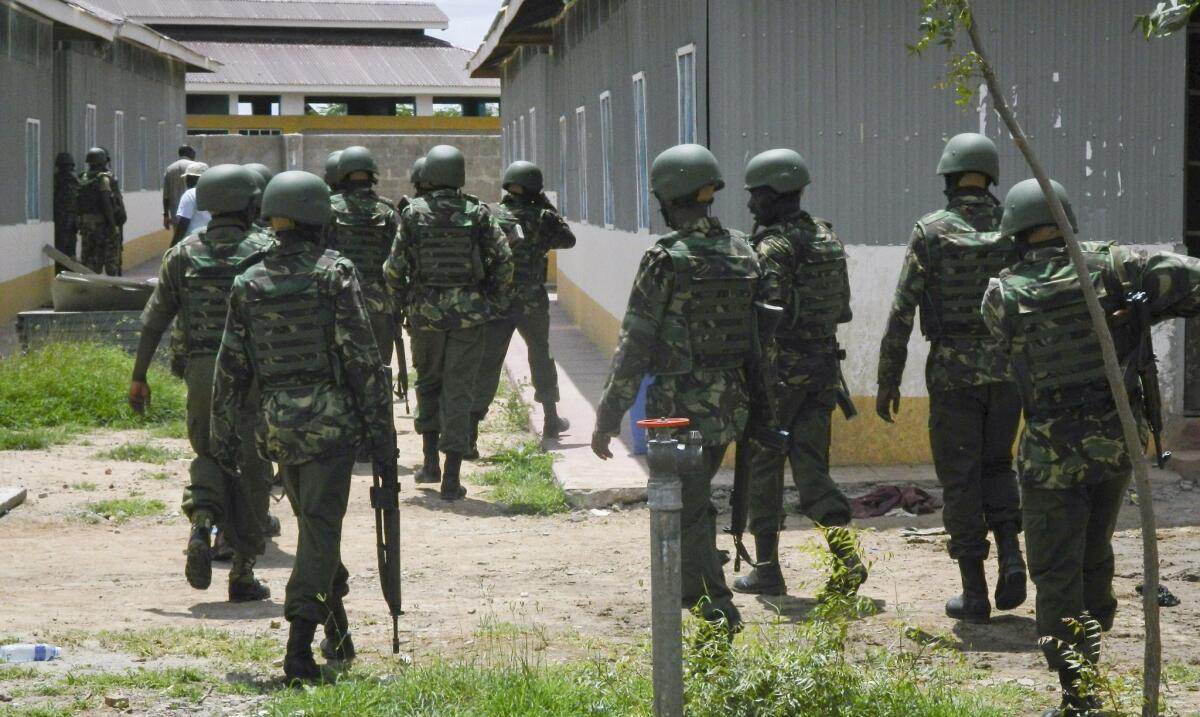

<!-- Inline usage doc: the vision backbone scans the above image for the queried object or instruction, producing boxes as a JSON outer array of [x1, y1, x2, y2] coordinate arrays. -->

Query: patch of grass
[[94, 441, 179, 465], [62, 667, 209, 700], [0, 705, 79, 717], [0, 666, 38, 682], [476, 442, 566, 515], [1165, 660, 1200, 689], [69, 482, 97, 492], [482, 377, 531, 434], [138, 470, 172, 482], [95, 627, 279, 665], [0, 343, 186, 451], [149, 419, 188, 440], [80, 498, 165, 524]]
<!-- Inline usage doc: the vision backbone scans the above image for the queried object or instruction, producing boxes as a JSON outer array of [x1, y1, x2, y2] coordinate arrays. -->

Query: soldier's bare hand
[[591, 431, 613, 460], [128, 381, 151, 416], [875, 386, 900, 423]]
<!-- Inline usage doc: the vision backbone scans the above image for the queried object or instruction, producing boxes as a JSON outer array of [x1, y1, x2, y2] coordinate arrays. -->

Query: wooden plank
[[42, 245, 95, 275], [0, 487, 27, 518]]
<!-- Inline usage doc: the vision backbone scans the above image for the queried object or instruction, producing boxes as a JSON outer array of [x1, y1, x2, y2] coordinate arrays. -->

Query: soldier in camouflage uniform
[[983, 178, 1200, 717], [324, 150, 345, 197], [876, 133, 1025, 623], [469, 161, 576, 458], [730, 149, 867, 599], [77, 147, 124, 276], [53, 152, 79, 274], [592, 144, 764, 631], [211, 170, 393, 682], [384, 145, 513, 500], [129, 164, 274, 602]]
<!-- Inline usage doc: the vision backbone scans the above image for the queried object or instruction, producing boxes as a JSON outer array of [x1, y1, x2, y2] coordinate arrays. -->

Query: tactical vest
[[511, 207, 549, 286], [1002, 244, 1128, 413], [76, 172, 111, 214], [921, 214, 1015, 339], [331, 202, 392, 283], [777, 219, 848, 341], [180, 233, 269, 357], [651, 234, 758, 375], [243, 252, 340, 391], [410, 197, 484, 288]]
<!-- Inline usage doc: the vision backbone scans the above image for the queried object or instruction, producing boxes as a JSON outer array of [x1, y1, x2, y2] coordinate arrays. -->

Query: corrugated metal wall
[[0, 5, 55, 226]]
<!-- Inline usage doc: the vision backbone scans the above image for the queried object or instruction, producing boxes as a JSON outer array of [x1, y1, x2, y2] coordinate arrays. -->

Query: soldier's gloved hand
[[128, 381, 151, 416], [370, 430, 399, 467], [591, 430, 613, 460], [875, 385, 901, 423]]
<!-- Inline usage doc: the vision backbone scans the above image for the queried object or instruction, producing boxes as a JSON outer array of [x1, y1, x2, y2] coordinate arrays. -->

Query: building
[[471, 0, 1196, 464], [88, 0, 501, 136], [0, 0, 214, 321]]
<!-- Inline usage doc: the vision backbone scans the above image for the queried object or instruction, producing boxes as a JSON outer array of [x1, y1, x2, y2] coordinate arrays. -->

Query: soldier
[[468, 161, 576, 458], [731, 149, 867, 599], [52, 152, 79, 274], [591, 144, 763, 631], [163, 145, 197, 230], [982, 179, 1200, 716], [876, 133, 1025, 623], [384, 145, 513, 499], [324, 150, 345, 196], [243, 163, 275, 237], [128, 164, 273, 602], [211, 170, 393, 682], [77, 147, 124, 276], [172, 162, 211, 246]]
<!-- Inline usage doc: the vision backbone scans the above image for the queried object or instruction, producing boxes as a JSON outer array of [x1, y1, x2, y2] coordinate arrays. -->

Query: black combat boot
[[945, 559, 991, 623], [283, 618, 321, 684], [732, 532, 787, 595], [1039, 666, 1112, 716], [185, 511, 213, 590], [542, 402, 569, 439], [210, 528, 234, 562], [414, 432, 441, 484], [992, 523, 1028, 610], [463, 412, 483, 461], [440, 452, 467, 501], [228, 554, 271, 602], [821, 526, 868, 598], [319, 597, 356, 663], [265, 513, 282, 538]]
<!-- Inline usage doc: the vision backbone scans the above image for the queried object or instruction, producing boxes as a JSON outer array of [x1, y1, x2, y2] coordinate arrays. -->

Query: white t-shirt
[[175, 187, 211, 236]]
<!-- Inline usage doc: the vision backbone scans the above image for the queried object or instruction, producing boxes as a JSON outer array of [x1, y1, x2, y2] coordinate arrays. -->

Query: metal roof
[[84, 0, 448, 29], [468, 0, 562, 78], [185, 41, 498, 93]]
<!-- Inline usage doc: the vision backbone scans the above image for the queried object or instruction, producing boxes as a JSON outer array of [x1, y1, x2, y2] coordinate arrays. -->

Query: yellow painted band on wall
[[187, 114, 502, 134], [557, 270, 935, 466]]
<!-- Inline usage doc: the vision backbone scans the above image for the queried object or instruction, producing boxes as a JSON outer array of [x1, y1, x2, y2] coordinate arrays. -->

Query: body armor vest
[[510, 207, 548, 286], [243, 252, 339, 390], [331, 201, 391, 283], [778, 219, 847, 341], [411, 198, 484, 288], [652, 233, 758, 375], [920, 213, 1015, 339], [181, 233, 268, 357], [76, 172, 111, 214]]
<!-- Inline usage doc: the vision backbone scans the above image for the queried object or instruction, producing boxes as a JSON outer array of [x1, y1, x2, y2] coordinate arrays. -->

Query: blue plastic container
[[628, 376, 654, 455]]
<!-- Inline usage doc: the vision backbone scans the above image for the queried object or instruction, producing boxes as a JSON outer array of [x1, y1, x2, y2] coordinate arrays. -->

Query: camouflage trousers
[[180, 354, 271, 559], [367, 309, 396, 390], [471, 292, 561, 417], [53, 216, 78, 273], [280, 451, 354, 624], [79, 219, 121, 276], [1024, 475, 1127, 670], [746, 386, 853, 535], [929, 382, 1022, 561], [682, 443, 737, 621], [411, 324, 485, 455]]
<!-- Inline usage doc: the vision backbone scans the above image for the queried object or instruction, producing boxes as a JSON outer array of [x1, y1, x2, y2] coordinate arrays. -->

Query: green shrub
[[476, 442, 566, 515]]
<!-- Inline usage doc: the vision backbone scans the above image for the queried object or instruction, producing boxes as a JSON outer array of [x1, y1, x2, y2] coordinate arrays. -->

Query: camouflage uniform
[[53, 167, 79, 272], [471, 194, 576, 421], [140, 217, 275, 577], [982, 241, 1200, 669], [877, 189, 1022, 562], [383, 189, 513, 456], [595, 216, 763, 620], [211, 237, 392, 624], [77, 169, 122, 275], [746, 211, 854, 534]]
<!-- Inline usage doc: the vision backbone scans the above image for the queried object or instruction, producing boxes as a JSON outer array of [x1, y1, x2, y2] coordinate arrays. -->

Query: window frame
[[25, 118, 41, 223], [527, 108, 537, 165], [138, 116, 148, 190], [84, 104, 97, 154], [559, 114, 569, 217], [113, 110, 125, 186], [676, 44, 697, 144], [631, 72, 650, 231], [599, 91, 615, 228], [575, 105, 588, 224]]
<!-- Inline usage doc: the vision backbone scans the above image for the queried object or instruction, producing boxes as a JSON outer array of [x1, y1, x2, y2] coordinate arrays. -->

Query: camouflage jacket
[[210, 238, 393, 468], [753, 211, 851, 393], [76, 170, 115, 220], [878, 190, 1011, 393], [595, 217, 764, 446], [54, 169, 79, 221], [501, 193, 576, 310], [383, 188, 513, 331], [983, 241, 1200, 489], [327, 187, 398, 316]]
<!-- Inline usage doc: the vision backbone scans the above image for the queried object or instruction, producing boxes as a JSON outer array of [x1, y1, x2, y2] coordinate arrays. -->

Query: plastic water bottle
[[0, 644, 61, 663]]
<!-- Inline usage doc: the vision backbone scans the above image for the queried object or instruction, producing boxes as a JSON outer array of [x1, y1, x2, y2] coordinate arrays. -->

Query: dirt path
[[2, 403, 1200, 715]]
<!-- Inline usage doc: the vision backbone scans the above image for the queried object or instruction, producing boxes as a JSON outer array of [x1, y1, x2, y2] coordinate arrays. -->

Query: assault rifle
[[370, 428, 403, 653], [727, 303, 789, 572], [835, 349, 858, 420], [1124, 291, 1170, 469]]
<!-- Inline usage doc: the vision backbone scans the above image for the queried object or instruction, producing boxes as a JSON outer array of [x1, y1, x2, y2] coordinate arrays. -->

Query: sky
[[427, 0, 498, 51]]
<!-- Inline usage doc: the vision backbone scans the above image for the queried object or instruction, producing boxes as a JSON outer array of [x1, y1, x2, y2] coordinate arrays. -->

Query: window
[[157, 121, 165, 187], [138, 117, 148, 190], [599, 92, 615, 227], [528, 108, 537, 165], [575, 106, 588, 223], [84, 104, 97, 154], [238, 128, 282, 136], [25, 119, 41, 222], [518, 114, 527, 161], [632, 72, 650, 230], [676, 45, 697, 144], [113, 110, 125, 186], [559, 115, 568, 216]]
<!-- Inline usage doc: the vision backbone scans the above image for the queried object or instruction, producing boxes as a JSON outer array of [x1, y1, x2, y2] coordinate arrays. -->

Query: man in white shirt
[[172, 162, 211, 246]]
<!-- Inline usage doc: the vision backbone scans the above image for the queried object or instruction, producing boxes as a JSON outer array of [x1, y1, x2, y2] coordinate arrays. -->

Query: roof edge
[[136, 17, 448, 31], [186, 81, 499, 96], [468, 0, 563, 79]]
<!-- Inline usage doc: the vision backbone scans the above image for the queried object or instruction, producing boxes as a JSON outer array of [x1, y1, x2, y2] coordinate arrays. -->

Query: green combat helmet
[[503, 160, 544, 194], [243, 163, 274, 186], [744, 148, 810, 194], [337, 145, 378, 184], [937, 133, 1000, 184], [324, 150, 344, 187], [423, 145, 466, 189], [650, 143, 724, 202], [85, 147, 109, 168], [261, 171, 331, 226], [409, 157, 426, 186], [196, 164, 260, 214], [55, 152, 75, 168], [997, 178, 1078, 238]]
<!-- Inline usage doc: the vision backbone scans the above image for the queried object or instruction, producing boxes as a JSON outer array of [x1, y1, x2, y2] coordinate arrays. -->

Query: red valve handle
[[636, 417, 690, 429]]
